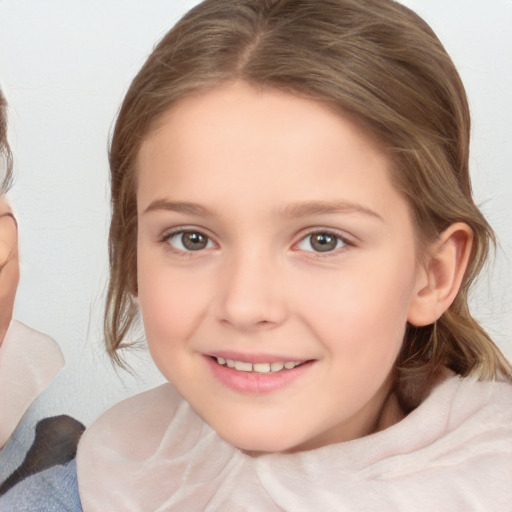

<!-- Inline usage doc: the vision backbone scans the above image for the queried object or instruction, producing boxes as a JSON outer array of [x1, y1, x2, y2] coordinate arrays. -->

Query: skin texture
[[135, 81, 471, 453], [0, 196, 18, 345]]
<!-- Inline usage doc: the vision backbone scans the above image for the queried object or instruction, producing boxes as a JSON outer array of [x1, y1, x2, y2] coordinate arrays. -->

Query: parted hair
[[105, 0, 512, 381], [0, 89, 13, 195]]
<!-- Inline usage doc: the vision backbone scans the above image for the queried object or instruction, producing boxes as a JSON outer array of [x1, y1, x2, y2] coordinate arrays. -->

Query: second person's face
[[0, 198, 19, 343]]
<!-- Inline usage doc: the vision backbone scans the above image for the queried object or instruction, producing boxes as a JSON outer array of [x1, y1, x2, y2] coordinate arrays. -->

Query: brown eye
[[298, 232, 344, 253], [310, 233, 338, 252], [166, 230, 212, 251], [181, 232, 208, 250]]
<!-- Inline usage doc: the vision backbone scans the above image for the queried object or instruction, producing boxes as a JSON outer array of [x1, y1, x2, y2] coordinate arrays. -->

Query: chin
[[216, 426, 307, 455]]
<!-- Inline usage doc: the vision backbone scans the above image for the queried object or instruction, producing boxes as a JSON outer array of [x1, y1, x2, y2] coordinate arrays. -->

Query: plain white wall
[[1, 0, 511, 426]]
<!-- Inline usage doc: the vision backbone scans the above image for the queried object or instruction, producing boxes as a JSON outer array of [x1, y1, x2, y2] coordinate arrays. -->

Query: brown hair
[[105, 0, 512, 381], [0, 89, 13, 195]]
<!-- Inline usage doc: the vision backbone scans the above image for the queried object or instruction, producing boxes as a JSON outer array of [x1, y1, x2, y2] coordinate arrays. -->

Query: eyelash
[[159, 227, 355, 257]]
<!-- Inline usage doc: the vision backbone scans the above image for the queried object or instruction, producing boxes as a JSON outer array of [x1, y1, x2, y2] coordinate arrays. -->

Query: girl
[[77, 0, 512, 510]]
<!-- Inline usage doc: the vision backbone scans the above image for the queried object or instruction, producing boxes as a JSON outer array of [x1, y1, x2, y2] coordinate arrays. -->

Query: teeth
[[270, 362, 284, 372], [234, 361, 252, 372], [215, 357, 302, 373], [253, 363, 271, 374]]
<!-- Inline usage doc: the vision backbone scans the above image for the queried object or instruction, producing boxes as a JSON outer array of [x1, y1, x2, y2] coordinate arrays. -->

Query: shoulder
[[443, 374, 512, 429], [78, 383, 181, 462], [400, 373, 512, 450], [0, 320, 65, 450], [418, 376, 512, 507], [76, 383, 215, 511], [4, 319, 62, 353], [0, 319, 64, 377], [296, 376, 512, 510], [347, 375, 512, 481], [387, 375, 512, 507]]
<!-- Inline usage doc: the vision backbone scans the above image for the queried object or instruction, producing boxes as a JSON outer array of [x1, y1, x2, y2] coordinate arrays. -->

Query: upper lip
[[206, 351, 311, 364]]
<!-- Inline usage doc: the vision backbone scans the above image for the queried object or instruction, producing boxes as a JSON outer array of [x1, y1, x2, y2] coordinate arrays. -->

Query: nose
[[215, 248, 288, 332]]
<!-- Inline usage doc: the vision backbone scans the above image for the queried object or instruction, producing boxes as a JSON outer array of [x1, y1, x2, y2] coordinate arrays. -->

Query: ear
[[407, 222, 473, 327]]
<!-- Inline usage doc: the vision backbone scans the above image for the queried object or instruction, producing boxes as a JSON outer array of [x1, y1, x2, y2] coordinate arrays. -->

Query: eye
[[297, 232, 346, 253], [165, 230, 214, 252]]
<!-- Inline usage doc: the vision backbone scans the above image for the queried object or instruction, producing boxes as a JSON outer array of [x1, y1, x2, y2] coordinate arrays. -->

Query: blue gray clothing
[[0, 392, 84, 511], [0, 459, 82, 511]]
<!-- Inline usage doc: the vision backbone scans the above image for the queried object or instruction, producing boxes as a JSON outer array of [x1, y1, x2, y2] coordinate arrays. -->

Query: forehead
[[136, 81, 408, 225], [144, 82, 386, 149]]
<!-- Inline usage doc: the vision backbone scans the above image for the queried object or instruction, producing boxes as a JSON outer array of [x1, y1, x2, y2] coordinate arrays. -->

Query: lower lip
[[205, 356, 313, 394]]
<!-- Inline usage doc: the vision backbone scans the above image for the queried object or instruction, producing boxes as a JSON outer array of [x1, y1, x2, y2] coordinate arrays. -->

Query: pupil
[[182, 232, 207, 250], [311, 233, 337, 252]]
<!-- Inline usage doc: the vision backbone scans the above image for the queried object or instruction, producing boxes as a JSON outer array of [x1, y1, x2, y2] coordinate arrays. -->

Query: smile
[[214, 356, 303, 374], [206, 354, 313, 394]]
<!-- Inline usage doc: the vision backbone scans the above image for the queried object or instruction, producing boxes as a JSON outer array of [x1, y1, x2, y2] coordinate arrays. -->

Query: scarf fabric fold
[[0, 320, 64, 448], [77, 373, 512, 511]]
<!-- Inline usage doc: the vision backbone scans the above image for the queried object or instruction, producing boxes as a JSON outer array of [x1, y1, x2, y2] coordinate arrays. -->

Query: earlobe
[[407, 223, 473, 327]]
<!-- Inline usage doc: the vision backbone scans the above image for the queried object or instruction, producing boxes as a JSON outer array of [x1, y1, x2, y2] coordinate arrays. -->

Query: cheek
[[136, 255, 211, 348], [298, 253, 417, 359]]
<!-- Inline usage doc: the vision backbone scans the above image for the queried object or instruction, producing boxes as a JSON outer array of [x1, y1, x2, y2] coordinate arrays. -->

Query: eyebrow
[[277, 200, 383, 221], [143, 200, 214, 216], [143, 199, 382, 221]]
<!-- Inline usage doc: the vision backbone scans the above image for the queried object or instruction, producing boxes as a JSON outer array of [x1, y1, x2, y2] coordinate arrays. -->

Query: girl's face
[[136, 81, 425, 453]]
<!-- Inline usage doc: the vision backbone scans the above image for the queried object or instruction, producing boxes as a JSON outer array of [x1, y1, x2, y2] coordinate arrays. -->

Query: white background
[[1, 0, 511, 426]]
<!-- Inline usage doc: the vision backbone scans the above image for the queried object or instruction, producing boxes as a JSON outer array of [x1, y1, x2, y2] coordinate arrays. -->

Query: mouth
[[205, 352, 314, 394], [211, 356, 305, 374]]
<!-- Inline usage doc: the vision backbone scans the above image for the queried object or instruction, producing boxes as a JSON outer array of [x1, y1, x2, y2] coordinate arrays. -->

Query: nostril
[[220, 317, 277, 331]]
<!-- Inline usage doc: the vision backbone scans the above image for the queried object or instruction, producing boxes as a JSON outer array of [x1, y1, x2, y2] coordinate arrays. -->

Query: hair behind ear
[[400, 307, 512, 384]]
